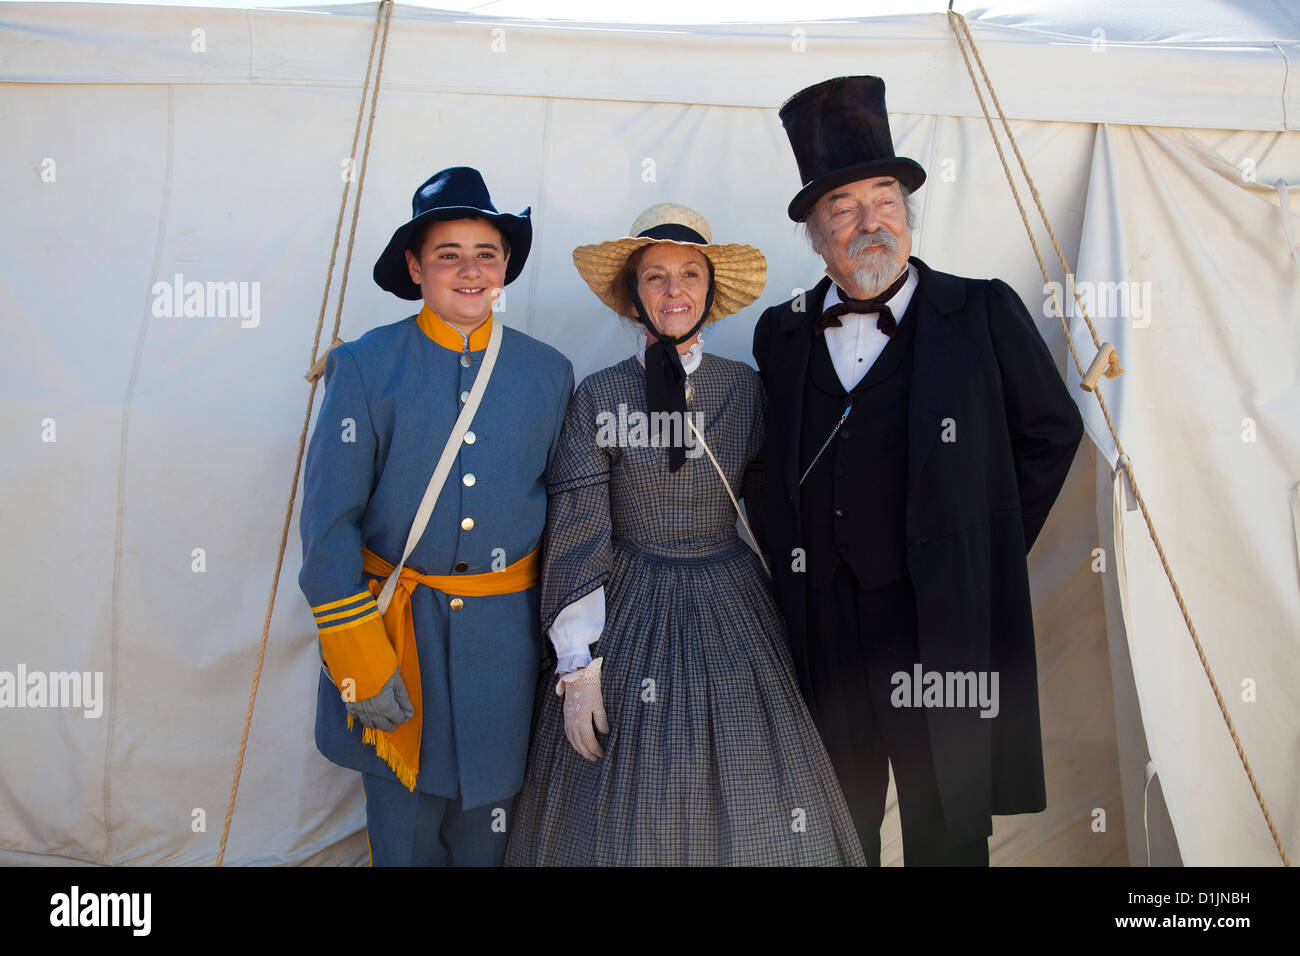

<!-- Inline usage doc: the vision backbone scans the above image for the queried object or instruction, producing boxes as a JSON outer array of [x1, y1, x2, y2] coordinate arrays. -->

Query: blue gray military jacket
[[298, 308, 574, 809]]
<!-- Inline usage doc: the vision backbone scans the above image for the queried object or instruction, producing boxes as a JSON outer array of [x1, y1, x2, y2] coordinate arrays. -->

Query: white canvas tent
[[1, 0, 1296, 866]]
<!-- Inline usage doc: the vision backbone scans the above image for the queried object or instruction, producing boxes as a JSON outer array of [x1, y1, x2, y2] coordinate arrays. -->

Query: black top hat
[[373, 166, 532, 299], [779, 75, 926, 222]]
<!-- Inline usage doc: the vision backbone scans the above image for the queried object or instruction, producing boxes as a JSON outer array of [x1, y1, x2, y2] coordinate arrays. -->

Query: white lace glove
[[555, 657, 608, 761]]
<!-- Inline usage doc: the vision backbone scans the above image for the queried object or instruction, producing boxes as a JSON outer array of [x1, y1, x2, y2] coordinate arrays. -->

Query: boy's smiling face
[[405, 217, 509, 329]]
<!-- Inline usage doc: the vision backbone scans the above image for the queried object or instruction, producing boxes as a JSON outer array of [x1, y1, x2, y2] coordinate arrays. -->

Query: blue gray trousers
[[361, 772, 516, 866]]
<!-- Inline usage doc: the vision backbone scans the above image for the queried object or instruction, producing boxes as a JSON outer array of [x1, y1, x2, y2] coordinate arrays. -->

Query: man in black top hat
[[752, 75, 1084, 865]]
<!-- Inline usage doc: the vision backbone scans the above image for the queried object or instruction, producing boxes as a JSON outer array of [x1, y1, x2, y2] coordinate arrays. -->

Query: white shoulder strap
[[686, 418, 771, 579], [375, 319, 504, 614]]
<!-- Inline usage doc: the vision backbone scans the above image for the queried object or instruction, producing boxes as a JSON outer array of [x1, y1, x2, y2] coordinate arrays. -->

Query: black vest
[[798, 300, 918, 594]]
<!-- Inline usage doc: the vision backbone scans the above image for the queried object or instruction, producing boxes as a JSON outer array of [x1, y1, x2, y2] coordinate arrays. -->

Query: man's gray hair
[[802, 182, 917, 254]]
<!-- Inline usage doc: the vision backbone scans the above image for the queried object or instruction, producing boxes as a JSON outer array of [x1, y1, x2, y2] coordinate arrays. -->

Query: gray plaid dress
[[504, 353, 865, 866]]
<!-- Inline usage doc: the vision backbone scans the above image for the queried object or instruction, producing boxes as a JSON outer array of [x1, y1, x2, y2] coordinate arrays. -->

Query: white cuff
[[556, 651, 593, 675], [549, 587, 604, 673]]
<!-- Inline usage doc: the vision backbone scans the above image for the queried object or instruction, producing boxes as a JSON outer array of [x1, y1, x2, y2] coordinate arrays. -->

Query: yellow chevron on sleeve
[[317, 609, 382, 635], [311, 590, 375, 614], [315, 600, 379, 625]]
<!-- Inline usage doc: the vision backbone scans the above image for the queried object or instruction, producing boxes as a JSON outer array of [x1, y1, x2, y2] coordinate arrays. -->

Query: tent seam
[[104, 82, 175, 867], [917, 112, 945, 258], [1275, 40, 1296, 130], [525, 96, 555, 336], [246, 10, 255, 80]]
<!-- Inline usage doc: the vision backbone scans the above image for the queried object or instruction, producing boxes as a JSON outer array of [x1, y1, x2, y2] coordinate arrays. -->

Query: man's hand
[[345, 668, 414, 732], [556, 657, 608, 761]]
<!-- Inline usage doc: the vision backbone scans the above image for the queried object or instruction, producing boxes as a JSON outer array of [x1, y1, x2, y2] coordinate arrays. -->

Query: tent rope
[[947, 8, 1290, 866], [217, 0, 395, 867]]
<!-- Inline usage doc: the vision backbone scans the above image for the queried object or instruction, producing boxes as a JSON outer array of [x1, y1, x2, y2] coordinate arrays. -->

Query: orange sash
[[352, 546, 540, 790]]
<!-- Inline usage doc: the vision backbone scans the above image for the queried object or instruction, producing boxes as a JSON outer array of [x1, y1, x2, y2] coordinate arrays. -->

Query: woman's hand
[[556, 657, 609, 761]]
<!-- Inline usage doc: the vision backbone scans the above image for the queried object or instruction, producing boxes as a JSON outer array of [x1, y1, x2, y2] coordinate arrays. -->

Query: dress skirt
[[503, 354, 864, 866]]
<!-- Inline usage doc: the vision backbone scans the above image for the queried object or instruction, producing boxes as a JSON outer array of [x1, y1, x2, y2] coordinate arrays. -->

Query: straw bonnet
[[571, 203, 767, 323]]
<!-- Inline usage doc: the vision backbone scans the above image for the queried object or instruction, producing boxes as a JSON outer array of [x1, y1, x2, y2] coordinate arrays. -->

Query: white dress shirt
[[549, 331, 704, 673], [821, 262, 918, 392]]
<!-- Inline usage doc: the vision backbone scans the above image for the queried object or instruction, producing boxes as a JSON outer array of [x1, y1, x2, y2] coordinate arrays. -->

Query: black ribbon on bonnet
[[624, 224, 716, 472]]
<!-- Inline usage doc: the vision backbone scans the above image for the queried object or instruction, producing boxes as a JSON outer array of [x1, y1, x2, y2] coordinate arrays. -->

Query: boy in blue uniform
[[298, 167, 573, 865]]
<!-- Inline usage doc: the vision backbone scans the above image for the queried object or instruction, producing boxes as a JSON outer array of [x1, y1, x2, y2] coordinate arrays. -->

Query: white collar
[[635, 329, 704, 374], [824, 262, 919, 321]]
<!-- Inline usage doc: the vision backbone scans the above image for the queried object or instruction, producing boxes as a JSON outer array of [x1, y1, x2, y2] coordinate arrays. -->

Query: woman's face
[[635, 243, 711, 345]]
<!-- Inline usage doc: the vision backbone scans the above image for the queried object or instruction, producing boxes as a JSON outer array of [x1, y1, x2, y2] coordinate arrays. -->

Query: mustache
[[846, 229, 899, 257]]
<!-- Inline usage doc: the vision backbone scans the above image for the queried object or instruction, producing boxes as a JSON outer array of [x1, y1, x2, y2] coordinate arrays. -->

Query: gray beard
[[845, 231, 903, 296]]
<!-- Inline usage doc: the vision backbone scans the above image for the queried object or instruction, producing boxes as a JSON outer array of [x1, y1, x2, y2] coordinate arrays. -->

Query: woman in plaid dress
[[504, 205, 864, 866]]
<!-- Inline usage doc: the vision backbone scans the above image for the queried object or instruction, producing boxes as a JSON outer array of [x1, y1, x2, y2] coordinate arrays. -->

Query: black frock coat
[[751, 256, 1085, 840]]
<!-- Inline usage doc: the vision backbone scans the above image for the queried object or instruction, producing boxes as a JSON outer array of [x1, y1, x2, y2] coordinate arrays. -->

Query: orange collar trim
[[417, 305, 492, 352]]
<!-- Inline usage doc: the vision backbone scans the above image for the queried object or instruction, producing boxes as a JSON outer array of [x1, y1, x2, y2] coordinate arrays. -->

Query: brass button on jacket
[[460, 517, 475, 531], [449, 597, 464, 611], [454, 561, 469, 572]]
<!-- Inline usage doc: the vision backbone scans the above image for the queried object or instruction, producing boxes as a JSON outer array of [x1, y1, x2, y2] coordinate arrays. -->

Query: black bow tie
[[813, 267, 910, 336]]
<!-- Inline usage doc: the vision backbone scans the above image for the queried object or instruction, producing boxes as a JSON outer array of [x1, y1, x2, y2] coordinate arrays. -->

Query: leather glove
[[555, 657, 608, 761], [346, 668, 414, 732]]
